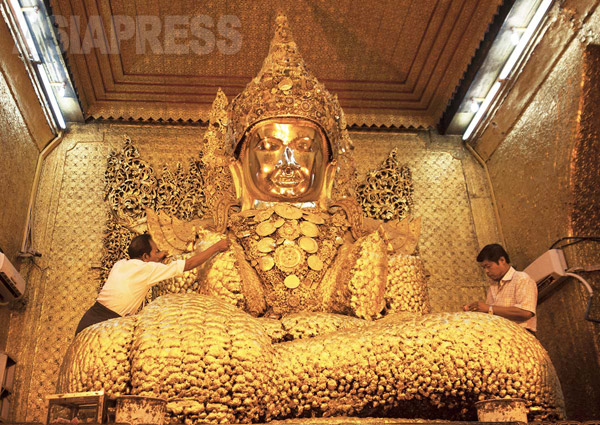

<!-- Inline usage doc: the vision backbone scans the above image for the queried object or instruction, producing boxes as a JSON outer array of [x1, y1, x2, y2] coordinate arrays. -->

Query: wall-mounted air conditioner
[[524, 249, 568, 300], [0, 253, 26, 303]]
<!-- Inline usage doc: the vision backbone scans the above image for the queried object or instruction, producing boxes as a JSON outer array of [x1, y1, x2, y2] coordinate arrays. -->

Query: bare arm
[[463, 301, 533, 322], [184, 238, 230, 271]]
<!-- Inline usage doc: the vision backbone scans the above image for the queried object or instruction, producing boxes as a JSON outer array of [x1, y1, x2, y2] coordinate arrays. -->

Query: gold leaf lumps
[[60, 295, 565, 423], [386, 254, 430, 314]]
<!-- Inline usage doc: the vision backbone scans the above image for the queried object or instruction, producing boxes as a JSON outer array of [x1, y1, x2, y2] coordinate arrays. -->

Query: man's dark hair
[[477, 244, 510, 264], [128, 234, 153, 259]]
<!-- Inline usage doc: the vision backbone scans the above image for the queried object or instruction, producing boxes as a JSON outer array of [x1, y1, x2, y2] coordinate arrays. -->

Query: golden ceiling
[[49, 0, 504, 128]]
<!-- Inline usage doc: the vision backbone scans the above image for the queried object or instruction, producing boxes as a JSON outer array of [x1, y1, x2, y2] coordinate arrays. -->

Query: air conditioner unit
[[524, 249, 568, 300], [0, 253, 26, 303]]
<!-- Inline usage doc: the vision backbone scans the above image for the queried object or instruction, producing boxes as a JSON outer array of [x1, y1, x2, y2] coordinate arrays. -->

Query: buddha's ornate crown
[[228, 15, 353, 160]]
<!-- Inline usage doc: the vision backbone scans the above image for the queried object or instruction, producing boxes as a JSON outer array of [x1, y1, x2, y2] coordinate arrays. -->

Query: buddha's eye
[[257, 138, 281, 151], [294, 137, 313, 152]]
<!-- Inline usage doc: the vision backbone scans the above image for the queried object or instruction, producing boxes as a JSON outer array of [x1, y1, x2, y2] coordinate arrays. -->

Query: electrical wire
[[564, 272, 600, 323], [546, 237, 600, 322], [550, 236, 600, 250]]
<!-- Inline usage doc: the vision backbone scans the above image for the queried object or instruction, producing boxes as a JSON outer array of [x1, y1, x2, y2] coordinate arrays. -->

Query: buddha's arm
[[194, 233, 266, 316], [320, 229, 388, 320], [385, 253, 430, 314]]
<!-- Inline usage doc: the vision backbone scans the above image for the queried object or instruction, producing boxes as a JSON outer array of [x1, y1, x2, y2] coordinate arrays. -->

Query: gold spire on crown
[[228, 15, 353, 160]]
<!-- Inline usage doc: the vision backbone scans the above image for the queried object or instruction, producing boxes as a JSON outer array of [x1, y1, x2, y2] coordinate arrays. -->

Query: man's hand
[[184, 238, 230, 271], [212, 238, 230, 253], [463, 300, 489, 313], [157, 250, 169, 263]]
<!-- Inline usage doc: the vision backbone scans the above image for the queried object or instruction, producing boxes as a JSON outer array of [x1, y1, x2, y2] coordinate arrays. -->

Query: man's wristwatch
[[488, 305, 494, 315]]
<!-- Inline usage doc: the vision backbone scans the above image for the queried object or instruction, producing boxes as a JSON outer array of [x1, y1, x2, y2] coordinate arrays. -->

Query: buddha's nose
[[276, 147, 300, 171]]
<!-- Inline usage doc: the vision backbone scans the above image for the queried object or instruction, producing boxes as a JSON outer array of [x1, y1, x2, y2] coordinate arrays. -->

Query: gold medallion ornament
[[278, 77, 293, 91], [258, 256, 275, 271], [299, 236, 318, 253], [257, 237, 276, 253], [256, 221, 277, 236], [303, 211, 325, 224], [284, 274, 300, 289], [278, 219, 301, 240], [307, 255, 324, 271], [300, 221, 319, 237], [274, 204, 303, 220], [255, 208, 274, 222], [238, 209, 256, 218], [274, 245, 305, 272]]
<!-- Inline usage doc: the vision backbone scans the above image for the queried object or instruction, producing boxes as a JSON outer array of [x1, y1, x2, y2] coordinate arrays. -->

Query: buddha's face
[[241, 118, 328, 201]]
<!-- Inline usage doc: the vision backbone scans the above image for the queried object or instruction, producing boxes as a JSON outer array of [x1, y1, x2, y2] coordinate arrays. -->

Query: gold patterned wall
[[0, 16, 54, 351], [4, 122, 498, 422], [475, 4, 600, 420]]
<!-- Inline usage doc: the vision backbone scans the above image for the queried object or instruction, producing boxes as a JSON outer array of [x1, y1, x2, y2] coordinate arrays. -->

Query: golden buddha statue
[[58, 16, 565, 424]]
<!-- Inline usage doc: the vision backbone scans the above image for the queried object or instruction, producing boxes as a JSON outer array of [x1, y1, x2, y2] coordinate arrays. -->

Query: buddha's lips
[[271, 171, 303, 187]]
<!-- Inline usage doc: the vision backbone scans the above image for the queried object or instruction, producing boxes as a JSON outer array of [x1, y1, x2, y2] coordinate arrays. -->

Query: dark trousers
[[75, 301, 121, 335]]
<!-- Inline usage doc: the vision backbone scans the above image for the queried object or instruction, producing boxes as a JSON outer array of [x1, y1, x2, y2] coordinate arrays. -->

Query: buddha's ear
[[319, 160, 337, 207], [229, 160, 244, 201]]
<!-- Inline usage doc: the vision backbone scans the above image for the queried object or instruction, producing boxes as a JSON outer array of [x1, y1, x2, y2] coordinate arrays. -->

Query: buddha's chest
[[228, 204, 349, 314]]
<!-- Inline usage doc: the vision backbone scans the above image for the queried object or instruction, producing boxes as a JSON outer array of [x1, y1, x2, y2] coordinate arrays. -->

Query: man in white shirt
[[75, 233, 229, 335], [463, 244, 538, 334]]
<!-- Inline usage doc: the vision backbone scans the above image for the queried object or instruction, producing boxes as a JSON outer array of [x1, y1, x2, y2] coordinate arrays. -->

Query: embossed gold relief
[[60, 14, 567, 425], [199, 89, 236, 212], [100, 136, 207, 283], [357, 147, 414, 222]]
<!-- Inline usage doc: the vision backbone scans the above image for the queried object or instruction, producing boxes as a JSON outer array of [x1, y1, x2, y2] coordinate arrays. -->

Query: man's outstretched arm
[[184, 238, 230, 271]]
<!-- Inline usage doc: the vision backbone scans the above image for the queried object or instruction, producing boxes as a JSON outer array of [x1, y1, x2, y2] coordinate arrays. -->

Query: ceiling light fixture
[[6, 0, 75, 129], [510, 26, 527, 45], [21, 5, 38, 21], [37, 65, 66, 128], [462, 0, 554, 141]]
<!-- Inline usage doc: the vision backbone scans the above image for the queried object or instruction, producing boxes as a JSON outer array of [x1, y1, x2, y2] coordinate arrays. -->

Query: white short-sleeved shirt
[[97, 258, 186, 316], [486, 266, 538, 332]]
